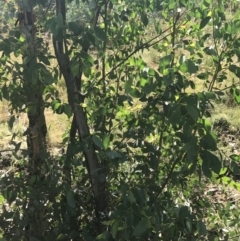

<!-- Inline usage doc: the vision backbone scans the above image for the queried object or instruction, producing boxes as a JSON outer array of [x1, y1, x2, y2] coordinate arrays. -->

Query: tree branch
[[155, 152, 186, 199]]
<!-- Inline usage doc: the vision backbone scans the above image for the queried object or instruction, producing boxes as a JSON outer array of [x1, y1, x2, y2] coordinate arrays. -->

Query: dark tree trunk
[[54, 0, 107, 217], [16, 3, 47, 240]]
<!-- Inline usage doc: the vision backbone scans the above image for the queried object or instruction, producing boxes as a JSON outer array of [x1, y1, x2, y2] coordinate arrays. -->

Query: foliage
[[66, 0, 92, 24], [1, 0, 240, 240]]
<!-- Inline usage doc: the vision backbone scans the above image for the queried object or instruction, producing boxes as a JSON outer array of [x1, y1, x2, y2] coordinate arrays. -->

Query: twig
[[92, 26, 173, 89], [0, 148, 27, 153], [155, 152, 186, 199]]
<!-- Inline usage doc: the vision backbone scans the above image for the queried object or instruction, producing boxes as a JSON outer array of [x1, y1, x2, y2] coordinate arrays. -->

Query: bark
[[16, 2, 47, 240], [54, 0, 107, 214]]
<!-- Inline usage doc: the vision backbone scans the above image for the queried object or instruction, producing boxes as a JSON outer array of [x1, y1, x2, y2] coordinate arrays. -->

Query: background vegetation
[[1, 0, 240, 240]]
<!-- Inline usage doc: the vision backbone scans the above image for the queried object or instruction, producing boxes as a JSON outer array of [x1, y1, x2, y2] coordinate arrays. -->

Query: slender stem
[[100, 0, 108, 132], [102, 0, 107, 94], [93, 26, 173, 88], [155, 152, 186, 199], [158, 116, 165, 157], [158, 11, 179, 158], [108, 72, 121, 134]]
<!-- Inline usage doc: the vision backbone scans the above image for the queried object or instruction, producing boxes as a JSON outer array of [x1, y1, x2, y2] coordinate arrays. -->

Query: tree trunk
[[54, 0, 107, 215], [16, 1, 47, 240]]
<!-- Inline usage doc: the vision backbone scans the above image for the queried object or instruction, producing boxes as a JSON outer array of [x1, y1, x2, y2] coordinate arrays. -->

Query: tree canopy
[[1, 0, 240, 240]]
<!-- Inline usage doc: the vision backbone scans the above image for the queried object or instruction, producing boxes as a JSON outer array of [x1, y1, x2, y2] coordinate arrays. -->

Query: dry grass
[[45, 108, 70, 147], [0, 100, 70, 150], [211, 102, 240, 129], [0, 101, 11, 150]]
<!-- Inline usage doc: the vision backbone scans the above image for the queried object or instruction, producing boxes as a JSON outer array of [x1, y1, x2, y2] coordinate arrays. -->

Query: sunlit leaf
[[200, 16, 211, 29], [103, 135, 110, 150]]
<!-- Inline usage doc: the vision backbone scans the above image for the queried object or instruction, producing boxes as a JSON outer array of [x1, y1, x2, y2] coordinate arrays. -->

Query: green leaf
[[229, 161, 239, 175], [8, 115, 15, 130], [200, 132, 217, 151], [168, 106, 181, 125], [179, 61, 187, 72], [39, 56, 51, 66], [230, 154, 240, 162], [107, 151, 122, 159], [71, 64, 79, 77], [121, 15, 129, 21], [182, 121, 193, 141], [133, 218, 150, 236], [2, 84, 9, 100], [159, 54, 174, 67], [29, 176, 37, 185], [112, 221, 119, 239], [221, 176, 231, 185], [79, 51, 94, 65], [0, 194, 5, 205], [92, 135, 104, 149], [140, 77, 154, 94], [63, 104, 72, 118], [197, 73, 208, 80], [103, 135, 110, 150], [199, 33, 211, 46], [15, 142, 22, 152], [53, 102, 61, 111], [202, 160, 211, 178], [235, 95, 240, 104], [229, 65, 240, 78], [183, 137, 198, 162], [202, 119, 212, 132], [197, 221, 207, 235], [96, 231, 109, 240], [95, 27, 106, 41], [41, 66, 55, 84], [186, 219, 192, 233], [102, 220, 114, 226], [19, 36, 25, 42], [179, 206, 191, 219], [67, 191, 76, 208], [203, 47, 217, 56], [185, 105, 199, 120], [57, 13, 64, 28], [205, 92, 216, 100], [141, 13, 148, 26], [57, 234, 67, 241], [69, 21, 82, 35], [200, 150, 221, 174], [127, 191, 136, 203], [200, 16, 211, 29], [180, 60, 198, 74], [130, 88, 141, 98]]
